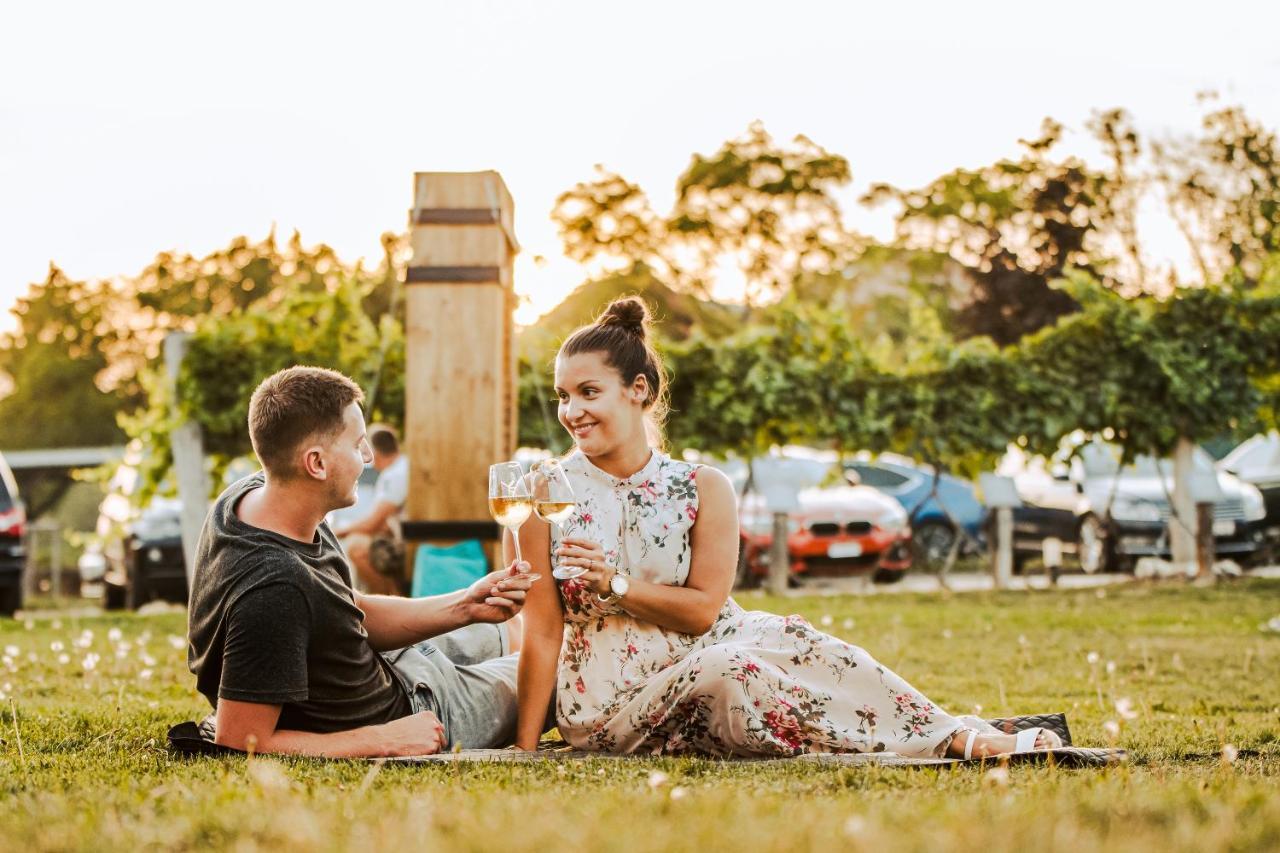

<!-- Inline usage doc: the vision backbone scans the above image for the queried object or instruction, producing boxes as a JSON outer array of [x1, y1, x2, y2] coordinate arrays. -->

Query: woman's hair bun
[[597, 297, 649, 337]]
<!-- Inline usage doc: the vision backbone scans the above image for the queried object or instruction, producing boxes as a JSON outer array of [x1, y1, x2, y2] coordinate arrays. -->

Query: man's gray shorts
[[381, 622, 518, 750]]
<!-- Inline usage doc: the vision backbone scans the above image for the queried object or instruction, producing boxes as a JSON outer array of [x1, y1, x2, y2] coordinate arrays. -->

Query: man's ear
[[301, 445, 327, 481]]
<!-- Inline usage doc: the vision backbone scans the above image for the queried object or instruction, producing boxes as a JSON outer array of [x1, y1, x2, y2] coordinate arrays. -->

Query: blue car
[[844, 455, 987, 562]]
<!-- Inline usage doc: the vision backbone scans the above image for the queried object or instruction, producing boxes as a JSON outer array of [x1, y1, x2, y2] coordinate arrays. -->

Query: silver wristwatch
[[598, 571, 630, 604]]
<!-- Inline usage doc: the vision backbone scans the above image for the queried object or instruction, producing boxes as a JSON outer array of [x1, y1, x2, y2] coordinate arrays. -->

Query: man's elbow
[[214, 729, 259, 752]]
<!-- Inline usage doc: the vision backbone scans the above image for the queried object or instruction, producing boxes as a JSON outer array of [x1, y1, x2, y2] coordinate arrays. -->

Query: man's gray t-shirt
[[187, 473, 412, 733]]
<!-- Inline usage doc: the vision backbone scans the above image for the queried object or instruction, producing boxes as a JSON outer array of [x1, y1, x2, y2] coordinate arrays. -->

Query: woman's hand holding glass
[[554, 537, 615, 596], [531, 459, 585, 580]]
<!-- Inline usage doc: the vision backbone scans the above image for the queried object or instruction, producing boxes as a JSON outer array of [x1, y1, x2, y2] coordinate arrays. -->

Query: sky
[[2, 0, 1279, 334]]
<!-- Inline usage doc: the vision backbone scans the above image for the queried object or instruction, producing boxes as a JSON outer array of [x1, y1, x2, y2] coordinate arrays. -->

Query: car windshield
[[1080, 443, 1216, 478]]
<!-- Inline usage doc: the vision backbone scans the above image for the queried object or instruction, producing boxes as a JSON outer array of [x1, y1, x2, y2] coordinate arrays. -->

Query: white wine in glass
[[532, 459, 585, 580], [489, 462, 539, 580]]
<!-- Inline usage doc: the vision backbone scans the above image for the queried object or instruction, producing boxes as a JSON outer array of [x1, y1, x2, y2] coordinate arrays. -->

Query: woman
[[514, 297, 1062, 759]]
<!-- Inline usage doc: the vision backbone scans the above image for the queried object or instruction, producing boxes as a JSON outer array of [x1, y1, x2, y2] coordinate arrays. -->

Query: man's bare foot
[[947, 728, 1062, 759]]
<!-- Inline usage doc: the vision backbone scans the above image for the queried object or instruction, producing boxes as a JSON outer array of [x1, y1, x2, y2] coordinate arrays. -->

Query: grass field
[[1, 579, 1278, 852]]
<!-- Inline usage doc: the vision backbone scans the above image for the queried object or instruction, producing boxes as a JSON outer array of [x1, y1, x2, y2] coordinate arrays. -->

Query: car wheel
[[872, 568, 905, 584], [1077, 514, 1111, 574], [0, 581, 20, 617], [911, 521, 957, 565], [126, 562, 151, 610]]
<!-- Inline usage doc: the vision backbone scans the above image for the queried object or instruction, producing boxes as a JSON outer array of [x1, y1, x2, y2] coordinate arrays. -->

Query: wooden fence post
[[164, 332, 210, 590], [401, 172, 518, 574]]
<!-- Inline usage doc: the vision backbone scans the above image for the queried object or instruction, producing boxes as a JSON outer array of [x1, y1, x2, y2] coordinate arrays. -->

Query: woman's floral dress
[[552, 449, 969, 758]]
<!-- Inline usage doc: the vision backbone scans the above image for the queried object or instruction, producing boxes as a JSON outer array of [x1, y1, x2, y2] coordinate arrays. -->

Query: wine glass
[[532, 459, 583, 580], [489, 462, 538, 579]]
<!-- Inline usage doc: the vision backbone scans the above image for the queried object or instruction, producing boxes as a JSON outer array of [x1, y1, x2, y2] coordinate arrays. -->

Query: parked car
[[844, 454, 986, 563], [1007, 443, 1268, 573], [0, 451, 27, 616], [1220, 433, 1280, 551], [102, 497, 189, 610], [738, 483, 912, 585]]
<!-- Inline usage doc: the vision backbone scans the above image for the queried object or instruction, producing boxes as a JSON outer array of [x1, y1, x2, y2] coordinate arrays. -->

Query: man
[[187, 366, 534, 758], [334, 424, 408, 595]]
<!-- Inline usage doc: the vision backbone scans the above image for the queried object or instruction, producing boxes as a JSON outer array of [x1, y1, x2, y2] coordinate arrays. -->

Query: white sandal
[[1013, 726, 1054, 754], [962, 729, 980, 760], [960, 726, 1059, 759]]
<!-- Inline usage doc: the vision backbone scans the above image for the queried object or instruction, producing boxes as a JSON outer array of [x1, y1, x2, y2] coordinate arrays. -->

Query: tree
[[552, 122, 860, 306], [0, 265, 128, 449], [863, 119, 1119, 345], [1156, 101, 1280, 285]]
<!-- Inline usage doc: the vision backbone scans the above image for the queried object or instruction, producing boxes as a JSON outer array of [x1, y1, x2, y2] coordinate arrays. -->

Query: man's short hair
[[368, 424, 399, 456], [248, 367, 364, 479]]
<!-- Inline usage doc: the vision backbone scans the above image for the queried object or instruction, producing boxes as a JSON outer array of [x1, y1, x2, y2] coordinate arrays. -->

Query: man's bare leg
[[342, 534, 398, 595]]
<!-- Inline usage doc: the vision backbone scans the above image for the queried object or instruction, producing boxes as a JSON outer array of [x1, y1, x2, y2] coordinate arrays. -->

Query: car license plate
[[827, 541, 863, 559], [1212, 520, 1235, 537]]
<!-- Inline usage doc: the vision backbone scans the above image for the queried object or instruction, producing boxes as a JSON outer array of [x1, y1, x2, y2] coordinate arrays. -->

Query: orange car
[[739, 485, 913, 584]]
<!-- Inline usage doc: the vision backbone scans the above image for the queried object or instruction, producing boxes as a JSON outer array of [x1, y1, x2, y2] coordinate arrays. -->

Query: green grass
[[1, 580, 1279, 852]]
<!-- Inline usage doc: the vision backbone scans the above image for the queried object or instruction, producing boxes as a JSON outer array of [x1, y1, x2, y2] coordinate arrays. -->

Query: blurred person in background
[[335, 424, 409, 594]]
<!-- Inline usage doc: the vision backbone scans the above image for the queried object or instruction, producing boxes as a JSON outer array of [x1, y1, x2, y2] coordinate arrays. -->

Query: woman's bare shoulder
[[693, 464, 735, 502]]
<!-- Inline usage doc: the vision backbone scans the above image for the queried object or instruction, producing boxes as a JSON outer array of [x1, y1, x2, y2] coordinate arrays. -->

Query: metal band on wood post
[[402, 520, 503, 541], [413, 208, 500, 226], [405, 265, 502, 284]]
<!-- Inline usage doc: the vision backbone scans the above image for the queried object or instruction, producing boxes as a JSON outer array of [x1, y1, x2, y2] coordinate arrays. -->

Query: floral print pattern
[[552, 450, 964, 758]]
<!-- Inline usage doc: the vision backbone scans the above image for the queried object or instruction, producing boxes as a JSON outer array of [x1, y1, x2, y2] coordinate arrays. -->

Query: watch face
[[610, 573, 630, 597]]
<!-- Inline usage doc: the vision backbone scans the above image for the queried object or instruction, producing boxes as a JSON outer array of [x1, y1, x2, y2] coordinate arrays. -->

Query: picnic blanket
[[166, 713, 1125, 768]]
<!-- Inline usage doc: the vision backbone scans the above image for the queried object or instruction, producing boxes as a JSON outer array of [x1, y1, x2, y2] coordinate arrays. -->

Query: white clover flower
[[1103, 720, 1121, 739], [1115, 697, 1138, 720], [841, 618, 855, 630], [247, 759, 292, 792], [669, 786, 689, 801], [1086, 651, 1100, 665], [4, 645, 18, 658], [23, 620, 34, 630], [57, 653, 70, 666], [168, 635, 186, 650], [0, 687, 6, 701], [842, 816, 868, 837], [1106, 661, 1117, 675], [1221, 744, 1238, 764], [820, 614, 834, 627], [82, 653, 100, 672], [139, 669, 154, 681], [1017, 634, 1028, 647], [141, 654, 157, 667], [51, 619, 62, 630], [50, 641, 64, 653], [983, 766, 1010, 787], [647, 771, 669, 788], [941, 629, 953, 639], [107, 628, 123, 643]]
